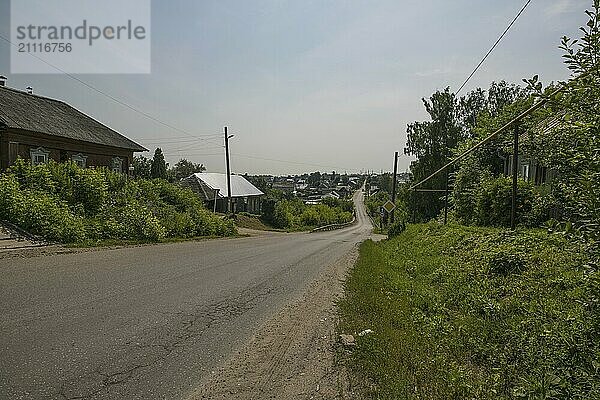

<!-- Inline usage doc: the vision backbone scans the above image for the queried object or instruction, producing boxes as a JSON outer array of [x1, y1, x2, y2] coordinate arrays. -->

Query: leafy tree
[[170, 158, 205, 182], [487, 81, 523, 117], [523, 0, 600, 242], [150, 148, 167, 180], [457, 87, 487, 135], [132, 155, 152, 179], [308, 171, 321, 186], [405, 88, 462, 221]]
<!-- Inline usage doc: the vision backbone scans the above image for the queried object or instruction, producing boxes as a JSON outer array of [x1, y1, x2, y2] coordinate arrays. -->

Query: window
[[71, 153, 87, 168], [111, 157, 123, 173], [8, 142, 18, 166], [30, 147, 49, 166]]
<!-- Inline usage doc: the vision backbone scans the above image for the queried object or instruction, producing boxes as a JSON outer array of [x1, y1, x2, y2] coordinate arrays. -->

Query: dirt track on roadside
[[188, 247, 361, 400]]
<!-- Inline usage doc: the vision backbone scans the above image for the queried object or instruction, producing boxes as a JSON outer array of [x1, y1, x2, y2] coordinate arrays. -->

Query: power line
[[163, 152, 222, 157], [455, 0, 532, 96], [141, 135, 223, 143], [0, 33, 214, 140], [172, 143, 224, 153], [410, 71, 588, 190]]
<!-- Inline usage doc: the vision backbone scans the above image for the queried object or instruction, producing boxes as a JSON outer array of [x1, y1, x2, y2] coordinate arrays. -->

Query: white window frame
[[71, 153, 88, 168], [111, 157, 123, 173], [30, 147, 49, 166]]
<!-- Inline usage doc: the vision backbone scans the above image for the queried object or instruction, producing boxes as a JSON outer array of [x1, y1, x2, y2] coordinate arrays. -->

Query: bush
[[387, 219, 406, 238], [475, 176, 535, 227], [0, 159, 236, 243], [272, 201, 297, 228], [269, 198, 354, 230], [0, 175, 86, 243]]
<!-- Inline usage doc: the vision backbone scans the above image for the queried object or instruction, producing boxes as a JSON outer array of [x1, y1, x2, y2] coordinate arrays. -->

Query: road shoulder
[[187, 246, 361, 400]]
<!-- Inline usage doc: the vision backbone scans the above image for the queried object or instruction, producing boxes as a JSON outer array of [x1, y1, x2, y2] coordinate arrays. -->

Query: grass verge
[[338, 223, 600, 399]]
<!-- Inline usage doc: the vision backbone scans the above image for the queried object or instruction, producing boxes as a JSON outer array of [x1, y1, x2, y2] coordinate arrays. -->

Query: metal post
[[391, 151, 398, 223], [224, 126, 233, 215], [511, 124, 519, 230]]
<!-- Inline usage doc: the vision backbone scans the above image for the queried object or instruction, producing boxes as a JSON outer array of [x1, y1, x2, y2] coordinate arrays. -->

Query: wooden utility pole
[[224, 126, 233, 214], [511, 124, 519, 230], [390, 151, 398, 223]]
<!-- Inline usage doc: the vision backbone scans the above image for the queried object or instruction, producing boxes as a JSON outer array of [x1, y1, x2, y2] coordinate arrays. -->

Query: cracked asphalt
[[0, 190, 373, 399]]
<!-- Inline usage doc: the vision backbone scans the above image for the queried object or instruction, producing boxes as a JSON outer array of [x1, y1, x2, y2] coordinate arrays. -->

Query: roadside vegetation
[[365, 175, 408, 234], [232, 212, 275, 231], [0, 159, 236, 244], [259, 190, 354, 231], [339, 224, 599, 399], [340, 3, 600, 399]]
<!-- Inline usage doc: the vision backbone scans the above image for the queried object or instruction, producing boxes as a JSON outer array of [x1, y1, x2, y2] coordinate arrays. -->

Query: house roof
[[0, 86, 146, 152], [190, 172, 264, 198]]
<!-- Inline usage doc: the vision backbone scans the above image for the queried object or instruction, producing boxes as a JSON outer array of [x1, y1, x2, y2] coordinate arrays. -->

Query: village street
[[0, 190, 375, 399]]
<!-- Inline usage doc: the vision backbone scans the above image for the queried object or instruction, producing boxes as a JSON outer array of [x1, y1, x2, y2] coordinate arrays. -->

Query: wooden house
[[0, 81, 146, 172]]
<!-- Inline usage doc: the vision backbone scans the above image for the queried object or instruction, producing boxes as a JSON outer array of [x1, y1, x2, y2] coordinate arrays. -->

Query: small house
[[181, 172, 264, 214], [0, 80, 146, 172]]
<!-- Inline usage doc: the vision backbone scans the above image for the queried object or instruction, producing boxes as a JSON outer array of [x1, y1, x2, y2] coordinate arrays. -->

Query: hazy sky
[[0, 0, 589, 175]]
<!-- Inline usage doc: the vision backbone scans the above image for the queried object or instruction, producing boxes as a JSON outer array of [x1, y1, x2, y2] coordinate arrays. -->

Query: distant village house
[[181, 172, 264, 214]]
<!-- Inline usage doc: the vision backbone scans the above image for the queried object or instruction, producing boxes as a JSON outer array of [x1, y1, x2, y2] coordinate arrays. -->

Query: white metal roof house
[[180, 172, 264, 214]]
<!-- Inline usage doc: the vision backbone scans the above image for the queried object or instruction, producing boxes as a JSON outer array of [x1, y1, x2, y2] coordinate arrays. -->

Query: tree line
[[132, 148, 206, 182]]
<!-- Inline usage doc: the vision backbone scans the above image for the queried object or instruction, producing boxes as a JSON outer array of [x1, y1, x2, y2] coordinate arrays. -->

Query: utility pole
[[224, 126, 233, 215], [390, 151, 398, 223], [511, 123, 519, 230]]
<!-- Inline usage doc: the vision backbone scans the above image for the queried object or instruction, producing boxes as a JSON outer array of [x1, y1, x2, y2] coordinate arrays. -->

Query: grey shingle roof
[[0, 86, 146, 152]]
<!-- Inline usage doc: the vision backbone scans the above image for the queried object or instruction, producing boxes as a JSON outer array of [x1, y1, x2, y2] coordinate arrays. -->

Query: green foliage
[[387, 219, 406, 237], [265, 197, 353, 230], [405, 88, 462, 221], [474, 176, 535, 227], [452, 155, 489, 225], [365, 191, 389, 217], [272, 200, 297, 228], [321, 197, 354, 213], [0, 159, 235, 243], [406, 81, 529, 223], [170, 158, 206, 182], [150, 148, 167, 180], [365, 190, 408, 230], [338, 224, 599, 399], [260, 190, 353, 230], [560, 0, 600, 74], [0, 174, 86, 242], [132, 155, 152, 179]]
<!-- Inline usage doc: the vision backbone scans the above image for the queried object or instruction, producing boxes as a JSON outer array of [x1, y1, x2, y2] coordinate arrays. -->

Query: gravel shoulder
[[187, 245, 362, 400]]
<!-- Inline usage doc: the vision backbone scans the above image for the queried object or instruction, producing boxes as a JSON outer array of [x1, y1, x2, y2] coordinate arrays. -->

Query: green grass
[[233, 213, 315, 233], [338, 223, 600, 399], [233, 213, 277, 231], [65, 234, 246, 248]]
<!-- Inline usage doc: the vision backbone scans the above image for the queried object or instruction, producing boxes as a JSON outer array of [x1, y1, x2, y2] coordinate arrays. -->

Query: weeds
[[338, 223, 599, 399]]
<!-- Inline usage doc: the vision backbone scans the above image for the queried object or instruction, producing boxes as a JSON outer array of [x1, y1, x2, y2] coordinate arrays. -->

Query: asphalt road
[[0, 190, 374, 400]]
